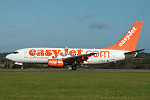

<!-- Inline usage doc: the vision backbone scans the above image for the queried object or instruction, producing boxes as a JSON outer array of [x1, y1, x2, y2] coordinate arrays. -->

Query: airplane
[[6, 21, 144, 70]]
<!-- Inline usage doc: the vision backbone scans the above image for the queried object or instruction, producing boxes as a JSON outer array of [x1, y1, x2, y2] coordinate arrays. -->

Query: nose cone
[[6, 54, 12, 60]]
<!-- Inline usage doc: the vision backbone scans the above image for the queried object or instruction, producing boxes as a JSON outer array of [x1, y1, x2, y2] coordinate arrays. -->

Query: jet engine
[[48, 59, 64, 67]]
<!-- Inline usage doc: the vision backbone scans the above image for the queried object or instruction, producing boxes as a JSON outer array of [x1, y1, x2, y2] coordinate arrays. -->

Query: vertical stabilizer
[[102, 21, 143, 51]]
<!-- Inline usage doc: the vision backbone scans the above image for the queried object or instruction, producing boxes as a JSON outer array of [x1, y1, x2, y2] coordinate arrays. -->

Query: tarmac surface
[[0, 69, 150, 72]]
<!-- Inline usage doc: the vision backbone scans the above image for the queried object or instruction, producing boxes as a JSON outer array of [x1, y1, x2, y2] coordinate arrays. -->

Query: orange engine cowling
[[48, 59, 64, 67]]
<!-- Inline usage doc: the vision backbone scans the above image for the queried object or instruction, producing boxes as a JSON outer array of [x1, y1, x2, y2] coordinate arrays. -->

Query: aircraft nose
[[6, 54, 12, 60]]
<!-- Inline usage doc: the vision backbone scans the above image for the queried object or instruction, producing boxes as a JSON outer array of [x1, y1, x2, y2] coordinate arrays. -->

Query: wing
[[62, 53, 97, 64]]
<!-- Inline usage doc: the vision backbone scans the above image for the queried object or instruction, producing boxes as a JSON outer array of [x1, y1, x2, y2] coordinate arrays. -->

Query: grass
[[0, 70, 149, 100]]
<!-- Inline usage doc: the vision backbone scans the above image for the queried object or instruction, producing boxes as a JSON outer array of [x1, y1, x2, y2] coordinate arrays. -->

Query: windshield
[[10, 52, 18, 54]]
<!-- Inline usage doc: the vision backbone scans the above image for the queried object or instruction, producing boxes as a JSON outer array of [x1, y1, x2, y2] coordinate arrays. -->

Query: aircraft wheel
[[21, 66, 24, 70], [72, 65, 77, 70]]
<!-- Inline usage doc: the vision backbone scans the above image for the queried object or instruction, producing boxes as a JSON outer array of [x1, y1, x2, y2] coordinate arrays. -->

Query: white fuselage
[[6, 48, 129, 65]]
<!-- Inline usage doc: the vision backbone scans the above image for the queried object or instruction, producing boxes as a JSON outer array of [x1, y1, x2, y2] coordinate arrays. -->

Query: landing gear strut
[[72, 64, 77, 70], [21, 65, 24, 70]]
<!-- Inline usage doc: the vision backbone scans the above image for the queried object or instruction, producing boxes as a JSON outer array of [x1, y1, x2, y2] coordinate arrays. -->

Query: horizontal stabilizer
[[124, 49, 145, 55]]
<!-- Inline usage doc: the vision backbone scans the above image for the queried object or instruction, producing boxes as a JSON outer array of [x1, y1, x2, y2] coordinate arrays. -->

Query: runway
[[0, 69, 150, 72]]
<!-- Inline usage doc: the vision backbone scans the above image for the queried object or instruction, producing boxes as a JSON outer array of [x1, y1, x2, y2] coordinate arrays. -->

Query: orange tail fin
[[102, 21, 143, 51]]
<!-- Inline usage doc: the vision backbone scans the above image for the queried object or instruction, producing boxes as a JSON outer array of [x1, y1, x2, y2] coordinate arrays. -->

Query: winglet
[[102, 21, 143, 51]]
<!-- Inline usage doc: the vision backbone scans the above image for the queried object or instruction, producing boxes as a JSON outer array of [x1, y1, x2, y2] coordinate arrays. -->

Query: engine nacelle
[[48, 59, 64, 67]]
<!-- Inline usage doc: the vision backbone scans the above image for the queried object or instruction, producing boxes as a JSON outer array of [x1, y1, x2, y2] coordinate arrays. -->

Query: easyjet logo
[[29, 49, 110, 58], [119, 27, 137, 47]]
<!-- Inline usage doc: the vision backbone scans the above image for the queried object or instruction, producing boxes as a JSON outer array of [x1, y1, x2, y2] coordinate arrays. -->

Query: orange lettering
[[69, 50, 76, 57], [45, 50, 51, 56], [86, 50, 92, 57], [37, 49, 44, 56], [60, 48, 69, 57], [77, 49, 83, 55], [29, 49, 36, 56], [93, 51, 99, 57], [100, 51, 110, 58], [52, 50, 61, 58]]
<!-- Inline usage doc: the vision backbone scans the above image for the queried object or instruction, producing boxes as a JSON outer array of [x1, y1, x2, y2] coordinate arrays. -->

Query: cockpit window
[[10, 52, 18, 54]]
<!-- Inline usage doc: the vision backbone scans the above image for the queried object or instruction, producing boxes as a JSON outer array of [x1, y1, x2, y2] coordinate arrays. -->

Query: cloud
[[36, 19, 42, 23], [74, 15, 81, 21], [84, 14, 95, 19], [127, 10, 149, 18], [6, 33, 14, 37], [74, 13, 102, 21], [10, 25, 16, 28], [20, 28, 35, 35], [89, 21, 110, 30], [133, 12, 146, 18]]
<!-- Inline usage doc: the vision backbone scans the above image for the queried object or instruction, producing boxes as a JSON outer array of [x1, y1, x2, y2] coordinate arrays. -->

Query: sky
[[0, 0, 150, 52]]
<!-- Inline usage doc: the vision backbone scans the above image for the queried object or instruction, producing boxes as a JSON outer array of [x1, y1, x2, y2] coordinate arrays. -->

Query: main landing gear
[[72, 64, 77, 70]]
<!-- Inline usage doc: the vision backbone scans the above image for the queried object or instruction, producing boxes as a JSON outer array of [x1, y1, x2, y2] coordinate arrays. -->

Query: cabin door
[[24, 50, 28, 58]]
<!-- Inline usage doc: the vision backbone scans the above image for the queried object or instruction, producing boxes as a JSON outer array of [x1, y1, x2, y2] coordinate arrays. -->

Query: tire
[[72, 65, 77, 70]]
